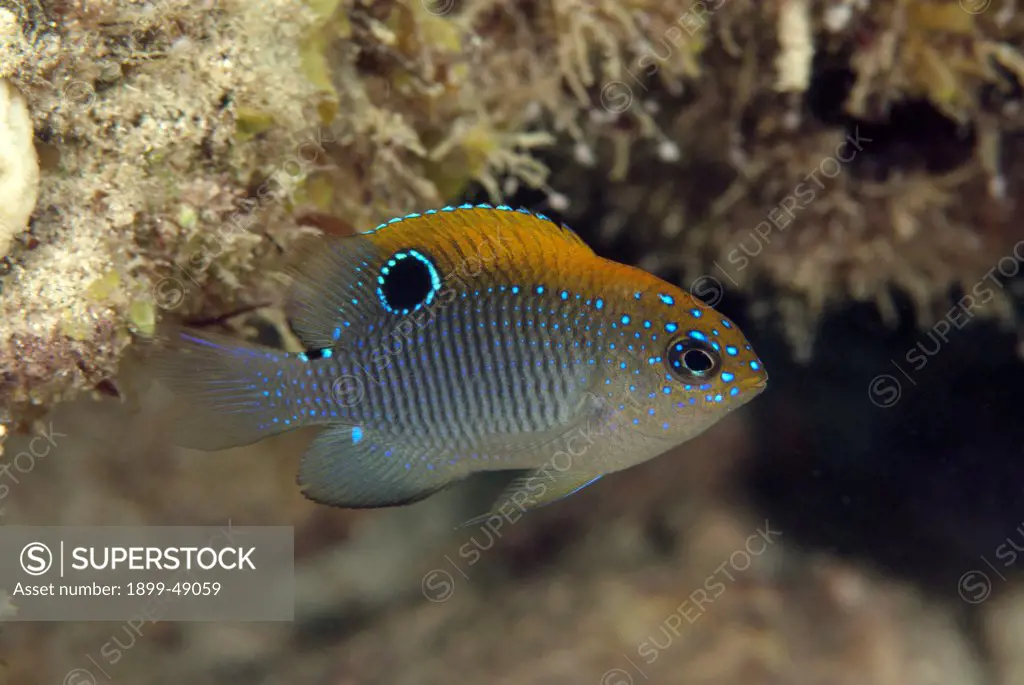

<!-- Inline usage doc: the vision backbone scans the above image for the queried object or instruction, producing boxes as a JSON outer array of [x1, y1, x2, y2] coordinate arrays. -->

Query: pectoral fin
[[457, 469, 604, 528], [298, 425, 466, 508]]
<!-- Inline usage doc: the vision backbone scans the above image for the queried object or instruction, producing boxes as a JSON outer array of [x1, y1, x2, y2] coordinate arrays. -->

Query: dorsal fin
[[284, 204, 595, 351], [364, 203, 593, 252]]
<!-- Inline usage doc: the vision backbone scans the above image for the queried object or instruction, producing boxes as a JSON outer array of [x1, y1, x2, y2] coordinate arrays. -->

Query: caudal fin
[[148, 326, 310, 451]]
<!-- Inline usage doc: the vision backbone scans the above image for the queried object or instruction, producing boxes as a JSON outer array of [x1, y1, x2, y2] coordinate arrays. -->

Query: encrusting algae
[[1, 0, 1022, 430]]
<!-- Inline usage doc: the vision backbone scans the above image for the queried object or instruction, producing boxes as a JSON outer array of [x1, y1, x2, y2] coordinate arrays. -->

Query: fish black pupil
[[665, 338, 721, 380], [379, 251, 436, 313], [683, 349, 713, 373]]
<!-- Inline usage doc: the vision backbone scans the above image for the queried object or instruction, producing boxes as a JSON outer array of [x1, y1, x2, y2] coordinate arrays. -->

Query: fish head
[[605, 284, 768, 445]]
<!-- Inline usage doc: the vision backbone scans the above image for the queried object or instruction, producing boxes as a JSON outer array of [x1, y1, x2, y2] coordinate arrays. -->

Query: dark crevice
[[804, 52, 977, 180]]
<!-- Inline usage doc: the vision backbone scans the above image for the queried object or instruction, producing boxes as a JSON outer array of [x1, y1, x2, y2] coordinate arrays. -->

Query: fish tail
[[149, 326, 314, 451]]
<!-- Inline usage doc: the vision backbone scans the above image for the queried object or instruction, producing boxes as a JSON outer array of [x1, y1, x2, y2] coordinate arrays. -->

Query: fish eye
[[665, 338, 721, 380]]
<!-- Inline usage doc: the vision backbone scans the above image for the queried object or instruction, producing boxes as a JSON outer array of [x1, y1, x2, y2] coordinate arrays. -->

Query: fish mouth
[[740, 376, 768, 393]]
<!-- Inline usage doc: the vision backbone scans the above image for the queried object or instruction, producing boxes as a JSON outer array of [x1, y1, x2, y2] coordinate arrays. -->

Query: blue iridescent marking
[[634, 292, 642, 300], [721, 372, 735, 382], [297, 352, 309, 362], [537, 285, 545, 294], [725, 345, 738, 356], [666, 323, 678, 333], [566, 475, 602, 497], [730, 387, 740, 396], [689, 330, 707, 341], [512, 286, 520, 294], [377, 249, 442, 315], [714, 394, 723, 402], [352, 427, 363, 444], [690, 308, 702, 318], [643, 320, 652, 328], [595, 298, 604, 310], [560, 290, 569, 300], [621, 315, 630, 325], [750, 361, 761, 370], [659, 294, 675, 305], [722, 320, 732, 328], [663, 387, 671, 394]]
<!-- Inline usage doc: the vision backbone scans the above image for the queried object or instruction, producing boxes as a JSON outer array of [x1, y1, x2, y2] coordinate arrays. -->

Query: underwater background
[[2, 0, 1024, 683]]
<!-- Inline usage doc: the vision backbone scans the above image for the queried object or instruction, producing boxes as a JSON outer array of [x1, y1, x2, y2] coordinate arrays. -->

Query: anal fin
[[457, 469, 604, 528], [298, 425, 465, 508]]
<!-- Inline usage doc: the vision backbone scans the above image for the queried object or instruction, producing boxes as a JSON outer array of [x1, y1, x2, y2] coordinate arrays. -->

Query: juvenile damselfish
[[153, 204, 768, 518]]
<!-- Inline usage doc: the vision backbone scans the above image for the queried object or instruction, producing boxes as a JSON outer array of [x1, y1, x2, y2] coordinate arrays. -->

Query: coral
[[0, 0, 328, 430], [541, 0, 1024, 357]]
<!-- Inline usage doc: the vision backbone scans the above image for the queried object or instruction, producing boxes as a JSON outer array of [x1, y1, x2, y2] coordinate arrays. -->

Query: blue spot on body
[[690, 308, 702, 318], [750, 361, 761, 370], [659, 294, 675, 305], [666, 323, 678, 333], [352, 427, 363, 444], [721, 372, 734, 382], [725, 345, 738, 356], [595, 298, 604, 310], [689, 330, 708, 341]]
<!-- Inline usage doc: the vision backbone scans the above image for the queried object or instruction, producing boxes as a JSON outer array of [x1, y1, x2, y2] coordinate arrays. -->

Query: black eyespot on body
[[665, 337, 722, 380], [376, 249, 442, 315]]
